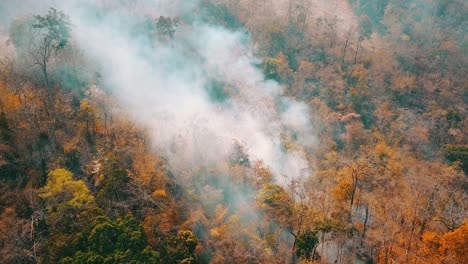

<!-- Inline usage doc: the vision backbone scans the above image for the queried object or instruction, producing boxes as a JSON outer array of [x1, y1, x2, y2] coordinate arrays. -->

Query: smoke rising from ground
[[0, 0, 316, 185], [68, 0, 315, 185]]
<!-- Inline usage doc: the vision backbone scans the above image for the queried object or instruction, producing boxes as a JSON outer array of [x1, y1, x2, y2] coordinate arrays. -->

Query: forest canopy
[[0, 0, 466, 263]]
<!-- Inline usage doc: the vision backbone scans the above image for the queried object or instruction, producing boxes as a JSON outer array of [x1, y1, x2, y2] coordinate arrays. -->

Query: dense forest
[[0, 0, 466, 263]]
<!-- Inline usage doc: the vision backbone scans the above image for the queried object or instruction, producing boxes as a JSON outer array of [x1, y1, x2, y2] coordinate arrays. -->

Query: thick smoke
[[0, 0, 324, 260], [0, 0, 316, 186], [69, 0, 315, 186]]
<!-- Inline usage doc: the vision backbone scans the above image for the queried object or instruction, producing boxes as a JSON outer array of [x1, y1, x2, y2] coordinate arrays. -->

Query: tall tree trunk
[[361, 205, 369, 246], [342, 39, 349, 64], [290, 227, 298, 264], [354, 40, 361, 64]]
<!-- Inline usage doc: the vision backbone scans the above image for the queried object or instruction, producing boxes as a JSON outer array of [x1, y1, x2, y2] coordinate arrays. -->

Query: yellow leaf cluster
[[39, 169, 94, 209], [0, 81, 21, 113], [351, 63, 367, 81], [210, 224, 228, 238], [332, 179, 353, 202], [151, 189, 167, 199], [374, 141, 394, 158], [393, 73, 416, 90], [253, 161, 272, 188], [79, 99, 93, 113], [63, 135, 81, 153]]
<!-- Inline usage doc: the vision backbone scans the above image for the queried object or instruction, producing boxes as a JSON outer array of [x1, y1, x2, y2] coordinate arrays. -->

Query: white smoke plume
[[0, 0, 317, 186]]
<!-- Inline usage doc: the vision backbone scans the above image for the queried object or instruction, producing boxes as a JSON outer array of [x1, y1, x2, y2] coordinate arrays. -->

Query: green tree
[[0, 113, 18, 180], [442, 144, 468, 174], [165, 230, 198, 264], [295, 229, 320, 261], [155, 16, 179, 41], [61, 215, 160, 264], [31, 8, 71, 92], [96, 152, 130, 205]]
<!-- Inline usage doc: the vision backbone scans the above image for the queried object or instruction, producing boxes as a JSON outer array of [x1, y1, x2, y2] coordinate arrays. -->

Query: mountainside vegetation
[[0, 0, 466, 263]]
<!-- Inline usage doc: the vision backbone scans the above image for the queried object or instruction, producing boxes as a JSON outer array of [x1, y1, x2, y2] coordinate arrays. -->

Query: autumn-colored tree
[[263, 52, 293, 85], [1, 1, 467, 264], [421, 223, 468, 264], [39, 169, 94, 209], [38, 169, 99, 262], [257, 184, 293, 225]]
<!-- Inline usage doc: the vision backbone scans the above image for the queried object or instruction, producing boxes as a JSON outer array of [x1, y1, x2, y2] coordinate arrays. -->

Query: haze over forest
[[0, 0, 466, 263]]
